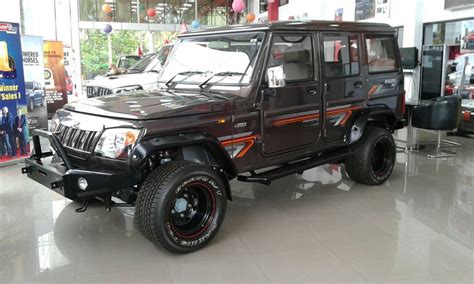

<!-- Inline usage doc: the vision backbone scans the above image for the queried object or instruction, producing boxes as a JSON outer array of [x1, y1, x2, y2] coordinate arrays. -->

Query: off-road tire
[[345, 126, 396, 185], [135, 161, 227, 253]]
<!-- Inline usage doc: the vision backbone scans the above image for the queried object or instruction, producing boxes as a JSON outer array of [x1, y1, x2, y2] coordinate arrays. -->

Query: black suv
[[23, 21, 405, 253]]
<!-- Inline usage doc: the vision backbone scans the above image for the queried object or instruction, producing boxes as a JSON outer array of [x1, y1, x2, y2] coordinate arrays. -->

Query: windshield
[[128, 54, 156, 73], [149, 45, 172, 71], [118, 56, 141, 69], [158, 32, 265, 86]]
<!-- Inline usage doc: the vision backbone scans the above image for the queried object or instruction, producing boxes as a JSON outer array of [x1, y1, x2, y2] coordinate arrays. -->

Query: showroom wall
[[0, 0, 21, 23]]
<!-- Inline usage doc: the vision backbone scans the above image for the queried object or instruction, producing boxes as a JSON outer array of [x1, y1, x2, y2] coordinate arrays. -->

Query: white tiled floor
[[1, 132, 474, 283]]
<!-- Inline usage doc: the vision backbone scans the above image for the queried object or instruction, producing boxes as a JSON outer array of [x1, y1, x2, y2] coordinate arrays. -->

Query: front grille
[[56, 124, 100, 152], [86, 86, 112, 98]]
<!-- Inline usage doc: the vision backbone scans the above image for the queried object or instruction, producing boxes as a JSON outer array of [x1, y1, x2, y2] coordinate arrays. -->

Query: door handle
[[307, 87, 318, 96], [354, 81, 363, 89]]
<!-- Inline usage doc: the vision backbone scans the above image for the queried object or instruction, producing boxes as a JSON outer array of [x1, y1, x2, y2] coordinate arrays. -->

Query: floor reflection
[[1, 131, 474, 282]]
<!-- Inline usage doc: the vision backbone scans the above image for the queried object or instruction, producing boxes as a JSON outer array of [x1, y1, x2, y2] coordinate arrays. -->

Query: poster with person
[[43, 40, 68, 118], [21, 35, 48, 136], [0, 22, 29, 164]]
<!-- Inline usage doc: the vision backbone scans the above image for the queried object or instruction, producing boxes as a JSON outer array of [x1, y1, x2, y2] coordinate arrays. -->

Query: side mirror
[[267, 65, 286, 88]]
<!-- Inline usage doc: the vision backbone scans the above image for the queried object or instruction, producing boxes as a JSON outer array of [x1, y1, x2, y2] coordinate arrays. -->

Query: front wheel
[[345, 126, 396, 185], [135, 161, 227, 253]]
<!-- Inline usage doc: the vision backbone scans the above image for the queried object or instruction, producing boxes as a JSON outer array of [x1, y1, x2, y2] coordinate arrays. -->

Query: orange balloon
[[102, 4, 112, 13], [246, 12, 256, 23]]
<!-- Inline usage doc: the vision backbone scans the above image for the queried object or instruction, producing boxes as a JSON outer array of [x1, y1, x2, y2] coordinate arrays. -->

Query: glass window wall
[[79, 0, 232, 25], [423, 18, 474, 135]]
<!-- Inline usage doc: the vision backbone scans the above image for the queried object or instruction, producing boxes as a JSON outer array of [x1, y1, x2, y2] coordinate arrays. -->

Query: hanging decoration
[[246, 12, 256, 23], [139, 3, 146, 12], [103, 24, 113, 34], [232, 0, 246, 13], [191, 20, 200, 29], [147, 8, 156, 17], [102, 4, 112, 13], [179, 22, 188, 34]]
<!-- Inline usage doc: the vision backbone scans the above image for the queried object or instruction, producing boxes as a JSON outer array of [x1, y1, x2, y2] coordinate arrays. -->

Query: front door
[[261, 33, 321, 155], [321, 32, 365, 141]]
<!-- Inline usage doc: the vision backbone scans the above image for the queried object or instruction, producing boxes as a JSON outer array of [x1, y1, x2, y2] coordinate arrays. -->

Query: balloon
[[191, 20, 200, 29], [102, 4, 112, 13], [232, 0, 246, 13], [139, 3, 145, 12], [147, 8, 156, 17], [103, 24, 113, 34], [246, 12, 255, 23]]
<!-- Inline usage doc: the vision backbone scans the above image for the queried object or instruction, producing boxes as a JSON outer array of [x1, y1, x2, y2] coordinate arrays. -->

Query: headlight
[[95, 128, 141, 159], [49, 113, 60, 132], [113, 85, 143, 94]]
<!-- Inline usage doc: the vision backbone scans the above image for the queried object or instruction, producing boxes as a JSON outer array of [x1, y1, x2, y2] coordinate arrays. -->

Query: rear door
[[321, 32, 365, 141], [364, 34, 403, 115]]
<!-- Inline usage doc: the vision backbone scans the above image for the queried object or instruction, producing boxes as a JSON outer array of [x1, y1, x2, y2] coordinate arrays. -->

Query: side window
[[268, 35, 314, 82], [323, 34, 360, 78], [366, 36, 399, 73]]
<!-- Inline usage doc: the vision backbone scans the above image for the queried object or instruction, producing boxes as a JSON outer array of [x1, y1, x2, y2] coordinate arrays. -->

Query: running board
[[237, 148, 353, 185]]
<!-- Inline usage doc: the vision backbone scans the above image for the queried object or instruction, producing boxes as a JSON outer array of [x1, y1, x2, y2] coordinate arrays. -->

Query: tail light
[[463, 111, 471, 122]]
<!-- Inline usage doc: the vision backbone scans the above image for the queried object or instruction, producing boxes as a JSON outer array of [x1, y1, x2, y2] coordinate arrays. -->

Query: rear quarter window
[[365, 35, 399, 73]]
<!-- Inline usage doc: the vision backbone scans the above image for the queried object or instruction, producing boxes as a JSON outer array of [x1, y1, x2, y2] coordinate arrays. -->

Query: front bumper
[[22, 129, 131, 200]]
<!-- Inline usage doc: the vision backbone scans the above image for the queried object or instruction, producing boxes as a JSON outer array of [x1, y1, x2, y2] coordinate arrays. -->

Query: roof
[[180, 20, 395, 37]]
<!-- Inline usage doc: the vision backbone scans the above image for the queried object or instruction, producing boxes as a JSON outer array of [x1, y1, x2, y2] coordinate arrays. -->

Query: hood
[[87, 72, 160, 90], [64, 90, 230, 120]]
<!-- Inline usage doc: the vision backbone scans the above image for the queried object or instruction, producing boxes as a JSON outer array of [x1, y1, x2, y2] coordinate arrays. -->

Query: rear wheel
[[135, 161, 227, 253], [345, 126, 396, 185]]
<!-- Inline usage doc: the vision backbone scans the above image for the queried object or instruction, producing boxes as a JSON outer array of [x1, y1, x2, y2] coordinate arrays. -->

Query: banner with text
[[22, 35, 48, 135], [0, 22, 29, 164], [43, 41, 68, 118]]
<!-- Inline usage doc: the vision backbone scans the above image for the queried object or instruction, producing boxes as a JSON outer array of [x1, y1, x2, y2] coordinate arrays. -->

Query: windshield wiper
[[165, 71, 205, 87], [198, 71, 245, 89]]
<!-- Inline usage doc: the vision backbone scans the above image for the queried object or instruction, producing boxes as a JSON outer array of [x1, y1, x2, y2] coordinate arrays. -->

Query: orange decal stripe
[[273, 113, 319, 126], [221, 135, 257, 158], [368, 85, 378, 97], [273, 106, 362, 127], [339, 111, 353, 126], [235, 139, 255, 158]]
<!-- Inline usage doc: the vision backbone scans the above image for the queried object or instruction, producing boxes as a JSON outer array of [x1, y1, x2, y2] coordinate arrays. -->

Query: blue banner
[[0, 22, 29, 163]]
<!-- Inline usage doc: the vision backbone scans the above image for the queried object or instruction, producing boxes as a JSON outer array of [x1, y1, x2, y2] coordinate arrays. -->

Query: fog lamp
[[78, 177, 88, 191]]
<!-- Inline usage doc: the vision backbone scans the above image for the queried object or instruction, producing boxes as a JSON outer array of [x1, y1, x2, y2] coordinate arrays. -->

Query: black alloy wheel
[[168, 182, 216, 239]]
